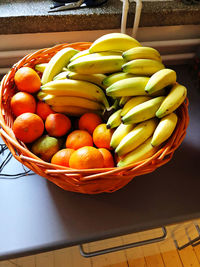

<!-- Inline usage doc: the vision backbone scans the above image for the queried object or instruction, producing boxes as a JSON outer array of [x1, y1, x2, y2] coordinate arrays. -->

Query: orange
[[36, 101, 55, 120], [12, 112, 44, 143], [69, 146, 104, 169], [78, 112, 102, 134], [14, 66, 41, 93], [66, 130, 93, 150], [93, 123, 114, 150], [11, 92, 36, 117], [51, 148, 75, 167], [98, 148, 115, 168], [45, 113, 71, 137]]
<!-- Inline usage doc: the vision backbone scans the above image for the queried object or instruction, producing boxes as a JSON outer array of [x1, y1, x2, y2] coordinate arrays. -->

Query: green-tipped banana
[[119, 96, 132, 107], [51, 105, 99, 117], [68, 54, 124, 74], [106, 109, 122, 129], [110, 123, 134, 149], [102, 72, 138, 87], [106, 77, 149, 97], [156, 83, 187, 118], [117, 137, 159, 167], [40, 79, 109, 109], [121, 96, 152, 116], [67, 71, 107, 89], [89, 33, 141, 53], [53, 71, 70, 80], [151, 112, 178, 147], [116, 118, 158, 156], [41, 47, 78, 84], [122, 46, 161, 62], [42, 95, 104, 111], [145, 69, 177, 94], [122, 96, 165, 124], [35, 63, 48, 73], [69, 49, 90, 62], [122, 59, 165, 76]]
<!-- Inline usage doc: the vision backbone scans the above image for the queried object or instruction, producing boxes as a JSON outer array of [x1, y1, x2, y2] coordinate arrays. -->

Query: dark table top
[[0, 64, 200, 261]]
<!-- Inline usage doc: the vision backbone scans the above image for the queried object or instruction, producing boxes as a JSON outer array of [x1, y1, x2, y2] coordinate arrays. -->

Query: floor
[[1, 221, 200, 267]]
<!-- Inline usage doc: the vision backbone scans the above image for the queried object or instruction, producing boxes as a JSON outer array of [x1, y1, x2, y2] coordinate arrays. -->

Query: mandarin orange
[[78, 112, 102, 134], [12, 112, 44, 143], [11, 92, 36, 117], [66, 130, 93, 150], [69, 146, 104, 169], [14, 67, 41, 93]]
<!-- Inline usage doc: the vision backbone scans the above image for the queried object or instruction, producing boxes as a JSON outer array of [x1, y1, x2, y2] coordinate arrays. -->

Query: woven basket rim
[[0, 42, 190, 194]]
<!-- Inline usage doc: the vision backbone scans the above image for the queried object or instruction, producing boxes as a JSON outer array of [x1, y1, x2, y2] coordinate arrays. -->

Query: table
[[0, 64, 200, 261]]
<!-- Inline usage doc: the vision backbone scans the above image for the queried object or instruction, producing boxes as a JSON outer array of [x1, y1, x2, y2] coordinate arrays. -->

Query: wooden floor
[[1, 220, 200, 267]]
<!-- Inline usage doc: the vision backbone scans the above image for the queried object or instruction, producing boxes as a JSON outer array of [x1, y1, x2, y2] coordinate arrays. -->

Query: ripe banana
[[40, 79, 109, 109], [53, 71, 70, 80], [35, 63, 48, 73], [119, 96, 132, 107], [106, 109, 122, 129], [122, 96, 165, 124], [117, 137, 159, 167], [110, 123, 134, 149], [66, 71, 107, 89], [41, 47, 78, 84], [151, 112, 178, 147], [42, 95, 104, 111], [122, 59, 165, 76], [156, 83, 187, 118], [68, 54, 124, 74], [106, 77, 150, 97], [121, 96, 152, 116], [145, 69, 177, 94], [51, 105, 99, 117], [115, 118, 158, 156], [69, 49, 90, 62], [122, 46, 161, 62], [102, 72, 138, 87], [89, 33, 141, 53]]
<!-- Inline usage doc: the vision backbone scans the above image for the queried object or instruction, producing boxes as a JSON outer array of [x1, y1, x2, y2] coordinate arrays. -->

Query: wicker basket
[[0, 42, 189, 194]]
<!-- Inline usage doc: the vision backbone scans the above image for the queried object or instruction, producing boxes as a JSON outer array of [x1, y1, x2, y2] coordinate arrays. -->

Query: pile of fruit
[[10, 33, 187, 169]]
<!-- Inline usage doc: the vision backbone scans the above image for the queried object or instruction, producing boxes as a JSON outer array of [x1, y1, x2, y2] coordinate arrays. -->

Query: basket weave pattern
[[0, 42, 189, 194]]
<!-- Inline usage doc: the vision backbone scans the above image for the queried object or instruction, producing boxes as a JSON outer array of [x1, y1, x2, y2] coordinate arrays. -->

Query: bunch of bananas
[[36, 33, 187, 167]]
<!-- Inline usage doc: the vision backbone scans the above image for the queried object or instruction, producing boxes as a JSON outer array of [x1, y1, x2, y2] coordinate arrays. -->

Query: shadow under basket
[[0, 42, 189, 194]]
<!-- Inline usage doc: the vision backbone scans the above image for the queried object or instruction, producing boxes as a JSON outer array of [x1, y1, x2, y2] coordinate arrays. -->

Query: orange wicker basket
[[0, 42, 189, 194]]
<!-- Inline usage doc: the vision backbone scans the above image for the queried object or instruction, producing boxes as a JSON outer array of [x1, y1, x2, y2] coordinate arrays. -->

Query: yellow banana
[[69, 49, 90, 62], [40, 79, 109, 109], [116, 118, 158, 156], [122, 46, 161, 62], [122, 96, 165, 124], [89, 33, 141, 53], [68, 54, 124, 74], [117, 137, 159, 167], [122, 59, 165, 76], [42, 95, 104, 111], [106, 77, 150, 97], [121, 96, 152, 116], [119, 96, 132, 107], [145, 69, 177, 94], [41, 47, 78, 84], [66, 71, 107, 89], [110, 123, 134, 149], [35, 63, 48, 73], [151, 112, 178, 147], [156, 83, 187, 118], [106, 109, 122, 129], [53, 71, 70, 80], [51, 105, 99, 117], [102, 72, 138, 87]]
